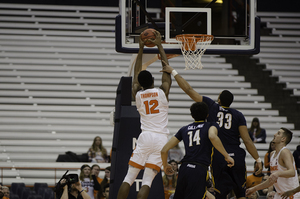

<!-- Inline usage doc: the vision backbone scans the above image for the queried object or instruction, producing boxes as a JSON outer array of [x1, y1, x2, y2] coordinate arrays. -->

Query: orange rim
[[176, 34, 214, 51]]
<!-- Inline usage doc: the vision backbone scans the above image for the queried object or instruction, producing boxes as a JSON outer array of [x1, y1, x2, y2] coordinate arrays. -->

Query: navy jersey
[[203, 96, 247, 146], [175, 121, 219, 166]]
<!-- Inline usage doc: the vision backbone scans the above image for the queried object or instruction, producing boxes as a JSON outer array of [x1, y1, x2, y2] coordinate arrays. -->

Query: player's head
[[280, 127, 293, 145], [218, 90, 234, 107], [190, 102, 209, 121], [138, 70, 154, 89]]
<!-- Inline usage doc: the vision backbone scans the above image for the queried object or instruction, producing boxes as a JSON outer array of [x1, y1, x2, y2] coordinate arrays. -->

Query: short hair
[[281, 127, 293, 145], [219, 90, 234, 107], [138, 70, 153, 88], [190, 102, 209, 121]]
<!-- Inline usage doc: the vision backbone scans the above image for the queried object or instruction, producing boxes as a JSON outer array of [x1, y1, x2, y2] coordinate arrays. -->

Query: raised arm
[[208, 126, 234, 167], [132, 36, 145, 99], [161, 61, 203, 102], [151, 31, 172, 100], [74, 182, 91, 199], [239, 125, 262, 175], [60, 184, 69, 199]]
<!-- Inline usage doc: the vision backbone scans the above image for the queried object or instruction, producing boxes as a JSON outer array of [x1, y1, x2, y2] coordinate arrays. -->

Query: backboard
[[116, 0, 260, 55]]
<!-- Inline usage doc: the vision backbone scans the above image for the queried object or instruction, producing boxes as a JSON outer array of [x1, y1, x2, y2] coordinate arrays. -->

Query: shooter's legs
[[117, 182, 131, 199], [137, 185, 150, 199]]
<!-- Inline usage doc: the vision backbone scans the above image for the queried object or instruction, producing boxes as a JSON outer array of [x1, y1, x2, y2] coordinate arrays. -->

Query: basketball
[[141, 28, 156, 47]]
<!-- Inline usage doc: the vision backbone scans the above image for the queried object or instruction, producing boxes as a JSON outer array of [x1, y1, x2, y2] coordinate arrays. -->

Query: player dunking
[[117, 31, 172, 199], [161, 64, 262, 199], [246, 128, 300, 199], [161, 102, 234, 199]]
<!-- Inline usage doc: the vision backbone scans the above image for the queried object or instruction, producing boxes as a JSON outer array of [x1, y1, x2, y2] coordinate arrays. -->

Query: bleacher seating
[[255, 12, 300, 100], [0, 3, 299, 187]]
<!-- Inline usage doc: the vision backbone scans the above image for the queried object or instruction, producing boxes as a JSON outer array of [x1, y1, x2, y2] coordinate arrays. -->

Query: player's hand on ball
[[138, 34, 145, 47], [164, 164, 174, 175], [149, 30, 162, 46]]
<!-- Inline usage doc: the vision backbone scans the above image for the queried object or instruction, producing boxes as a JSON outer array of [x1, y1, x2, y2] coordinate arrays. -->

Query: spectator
[[100, 166, 110, 192], [91, 164, 103, 199], [0, 185, 4, 199], [162, 172, 177, 199], [59, 178, 91, 199], [266, 191, 275, 199], [1, 186, 9, 199], [102, 184, 109, 199], [264, 142, 275, 175], [80, 164, 101, 199], [168, 160, 179, 177], [247, 191, 259, 199], [167, 143, 184, 163], [88, 136, 108, 163], [248, 118, 266, 143], [246, 161, 265, 188], [293, 144, 300, 173]]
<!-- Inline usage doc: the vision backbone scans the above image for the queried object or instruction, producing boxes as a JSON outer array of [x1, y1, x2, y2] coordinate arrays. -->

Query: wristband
[[80, 190, 84, 194], [256, 158, 262, 163], [171, 70, 178, 77]]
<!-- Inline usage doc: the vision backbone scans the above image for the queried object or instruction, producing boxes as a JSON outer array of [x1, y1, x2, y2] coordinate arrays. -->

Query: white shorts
[[129, 131, 168, 172]]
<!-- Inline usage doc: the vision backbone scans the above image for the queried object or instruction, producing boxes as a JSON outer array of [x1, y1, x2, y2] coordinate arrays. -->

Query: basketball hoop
[[176, 34, 214, 70]]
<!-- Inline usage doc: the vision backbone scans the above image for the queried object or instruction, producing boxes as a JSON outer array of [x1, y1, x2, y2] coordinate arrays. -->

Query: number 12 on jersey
[[143, 99, 159, 115]]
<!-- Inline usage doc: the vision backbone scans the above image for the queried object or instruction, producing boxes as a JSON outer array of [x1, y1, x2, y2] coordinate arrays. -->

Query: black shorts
[[211, 146, 246, 199], [174, 162, 208, 199]]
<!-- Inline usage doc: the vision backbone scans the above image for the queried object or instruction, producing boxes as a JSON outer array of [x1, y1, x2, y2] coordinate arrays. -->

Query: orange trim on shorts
[[145, 163, 161, 172], [129, 160, 144, 170]]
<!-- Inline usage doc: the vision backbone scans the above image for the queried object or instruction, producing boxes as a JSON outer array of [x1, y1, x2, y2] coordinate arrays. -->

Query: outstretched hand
[[164, 164, 175, 176], [160, 60, 174, 74]]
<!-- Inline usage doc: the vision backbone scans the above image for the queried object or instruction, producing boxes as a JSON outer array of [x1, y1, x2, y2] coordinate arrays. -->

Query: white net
[[176, 34, 214, 70]]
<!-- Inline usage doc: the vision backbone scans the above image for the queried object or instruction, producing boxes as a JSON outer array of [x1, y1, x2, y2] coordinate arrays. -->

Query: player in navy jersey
[[161, 102, 234, 199], [161, 63, 263, 199]]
